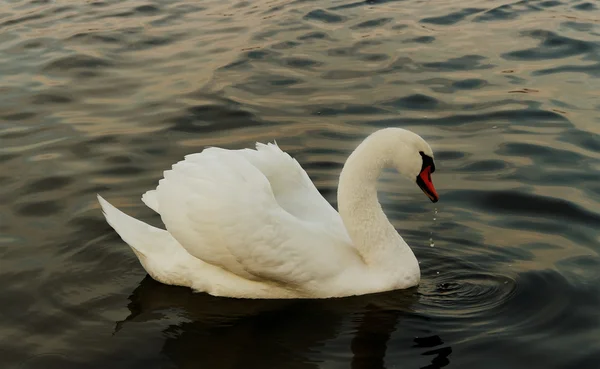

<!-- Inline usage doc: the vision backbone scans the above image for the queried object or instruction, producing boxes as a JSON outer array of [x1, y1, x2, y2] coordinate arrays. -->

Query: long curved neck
[[337, 130, 417, 270]]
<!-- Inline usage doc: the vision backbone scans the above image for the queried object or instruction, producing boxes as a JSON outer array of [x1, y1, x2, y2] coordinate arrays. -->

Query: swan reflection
[[115, 276, 451, 369]]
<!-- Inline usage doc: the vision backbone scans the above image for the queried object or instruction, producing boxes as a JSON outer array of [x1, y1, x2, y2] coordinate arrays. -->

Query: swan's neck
[[337, 131, 419, 273]]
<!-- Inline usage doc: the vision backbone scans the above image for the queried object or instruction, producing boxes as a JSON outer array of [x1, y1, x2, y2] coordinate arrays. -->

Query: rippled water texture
[[1, 0, 600, 368]]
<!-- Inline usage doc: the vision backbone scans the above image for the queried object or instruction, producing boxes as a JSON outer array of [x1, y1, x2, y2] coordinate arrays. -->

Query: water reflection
[[115, 276, 450, 369]]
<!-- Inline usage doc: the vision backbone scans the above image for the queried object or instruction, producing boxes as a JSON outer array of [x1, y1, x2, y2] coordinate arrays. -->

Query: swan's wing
[[154, 147, 357, 286], [233, 142, 344, 227], [142, 143, 345, 232]]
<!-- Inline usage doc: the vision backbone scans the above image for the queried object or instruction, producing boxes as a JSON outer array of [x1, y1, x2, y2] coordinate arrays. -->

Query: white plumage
[[98, 128, 438, 299]]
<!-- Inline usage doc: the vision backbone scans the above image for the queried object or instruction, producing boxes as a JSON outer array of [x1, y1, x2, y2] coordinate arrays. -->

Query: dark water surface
[[2, 0, 600, 368]]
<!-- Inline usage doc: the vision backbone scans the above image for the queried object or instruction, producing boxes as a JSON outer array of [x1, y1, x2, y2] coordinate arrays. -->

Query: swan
[[97, 127, 439, 299]]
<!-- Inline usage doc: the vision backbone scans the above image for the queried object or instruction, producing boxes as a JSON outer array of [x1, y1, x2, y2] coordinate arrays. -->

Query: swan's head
[[342, 127, 439, 203], [388, 129, 439, 203]]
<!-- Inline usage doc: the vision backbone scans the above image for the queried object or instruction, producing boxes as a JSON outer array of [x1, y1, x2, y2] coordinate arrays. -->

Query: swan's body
[[98, 128, 438, 299]]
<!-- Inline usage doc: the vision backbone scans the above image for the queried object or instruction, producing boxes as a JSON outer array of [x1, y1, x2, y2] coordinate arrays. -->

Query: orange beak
[[416, 165, 439, 203]]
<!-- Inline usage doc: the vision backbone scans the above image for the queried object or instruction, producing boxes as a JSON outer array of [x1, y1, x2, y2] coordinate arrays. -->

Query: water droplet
[[429, 208, 437, 247]]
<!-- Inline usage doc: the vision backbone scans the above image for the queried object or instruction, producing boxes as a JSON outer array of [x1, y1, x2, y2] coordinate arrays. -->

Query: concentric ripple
[[422, 272, 517, 319]]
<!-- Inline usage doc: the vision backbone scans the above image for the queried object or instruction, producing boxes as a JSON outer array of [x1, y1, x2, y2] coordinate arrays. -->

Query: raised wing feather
[[154, 146, 357, 287], [235, 143, 344, 226]]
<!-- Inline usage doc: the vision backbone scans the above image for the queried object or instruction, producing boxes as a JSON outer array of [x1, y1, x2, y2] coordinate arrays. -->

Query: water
[[1, 0, 599, 367]]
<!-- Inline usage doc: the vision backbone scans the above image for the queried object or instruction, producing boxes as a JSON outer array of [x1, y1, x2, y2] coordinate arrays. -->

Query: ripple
[[297, 31, 330, 41], [423, 55, 494, 71], [533, 63, 600, 77], [15, 200, 63, 217], [420, 8, 485, 26], [497, 270, 600, 335], [451, 189, 600, 227], [134, 4, 161, 14], [419, 77, 488, 93], [419, 255, 600, 352], [351, 17, 393, 29], [68, 32, 122, 45], [31, 93, 73, 105], [303, 9, 346, 23], [502, 30, 597, 61], [558, 129, 600, 153], [45, 55, 113, 70], [42, 54, 114, 79], [23, 176, 73, 194], [556, 255, 600, 284], [573, 2, 597, 11], [322, 69, 371, 80], [384, 94, 441, 110], [271, 41, 301, 50], [497, 142, 590, 166], [474, 2, 540, 22], [98, 166, 145, 176], [452, 78, 487, 90], [404, 36, 435, 44], [421, 272, 516, 318], [367, 106, 569, 128], [1, 13, 46, 28], [14, 353, 76, 369], [311, 104, 386, 116], [168, 105, 262, 133], [2, 112, 36, 121], [502, 168, 600, 191], [435, 150, 466, 161], [457, 159, 508, 172], [281, 57, 321, 69], [104, 155, 133, 165], [562, 20, 596, 32]]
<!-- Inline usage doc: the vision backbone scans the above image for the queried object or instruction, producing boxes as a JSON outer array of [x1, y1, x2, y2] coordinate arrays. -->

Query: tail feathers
[[97, 194, 174, 259]]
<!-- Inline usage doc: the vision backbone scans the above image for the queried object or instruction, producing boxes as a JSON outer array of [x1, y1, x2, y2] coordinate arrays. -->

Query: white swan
[[98, 127, 439, 299]]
